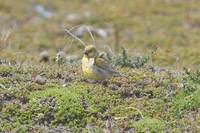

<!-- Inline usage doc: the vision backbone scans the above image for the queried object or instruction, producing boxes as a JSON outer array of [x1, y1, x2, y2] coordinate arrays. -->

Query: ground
[[0, 0, 200, 132]]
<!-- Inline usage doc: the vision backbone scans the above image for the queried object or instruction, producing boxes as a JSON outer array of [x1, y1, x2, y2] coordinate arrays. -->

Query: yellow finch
[[82, 45, 119, 80]]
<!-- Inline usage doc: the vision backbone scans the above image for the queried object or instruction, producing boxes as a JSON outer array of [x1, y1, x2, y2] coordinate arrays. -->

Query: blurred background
[[0, 0, 200, 69]]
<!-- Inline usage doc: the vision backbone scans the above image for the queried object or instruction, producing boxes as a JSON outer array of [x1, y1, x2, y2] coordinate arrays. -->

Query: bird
[[82, 45, 120, 80]]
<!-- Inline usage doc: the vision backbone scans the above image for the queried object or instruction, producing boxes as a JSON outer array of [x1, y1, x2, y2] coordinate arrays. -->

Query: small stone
[[125, 128, 135, 133], [95, 28, 108, 38], [39, 51, 49, 62], [35, 5, 53, 19], [73, 25, 109, 38], [65, 55, 79, 64], [66, 13, 82, 23], [62, 84, 67, 87], [83, 11, 92, 18], [35, 75, 47, 85], [74, 25, 89, 37]]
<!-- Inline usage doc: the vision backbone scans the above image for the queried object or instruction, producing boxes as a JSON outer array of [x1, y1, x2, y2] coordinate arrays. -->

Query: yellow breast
[[82, 56, 101, 80]]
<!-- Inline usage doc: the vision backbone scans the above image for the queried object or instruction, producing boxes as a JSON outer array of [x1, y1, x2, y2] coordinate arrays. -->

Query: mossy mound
[[1, 62, 200, 132], [28, 82, 120, 130]]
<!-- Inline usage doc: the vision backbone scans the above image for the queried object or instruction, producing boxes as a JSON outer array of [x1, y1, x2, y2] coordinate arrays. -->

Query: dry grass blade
[[104, 45, 114, 55], [68, 25, 82, 31], [0, 83, 6, 89], [4, 30, 12, 42], [0, 28, 12, 50], [87, 26, 95, 45], [64, 28, 86, 47]]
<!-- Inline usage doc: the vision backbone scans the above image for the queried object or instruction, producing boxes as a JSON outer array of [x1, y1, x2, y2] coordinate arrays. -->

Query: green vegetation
[[131, 117, 165, 132], [1, 62, 200, 132], [1, 0, 200, 132]]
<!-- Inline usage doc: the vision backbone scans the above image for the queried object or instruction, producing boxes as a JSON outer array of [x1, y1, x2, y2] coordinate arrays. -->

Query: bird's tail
[[112, 71, 122, 77]]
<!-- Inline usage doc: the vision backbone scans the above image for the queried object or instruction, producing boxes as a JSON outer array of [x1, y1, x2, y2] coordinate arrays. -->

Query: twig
[[0, 28, 12, 50], [113, 23, 120, 53], [3, 29, 12, 42], [0, 83, 6, 89], [113, 107, 144, 120], [87, 26, 96, 45], [69, 25, 82, 31], [126, 107, 144, 118], [114, 117, 127, 120], [64, 28, 86, 47]]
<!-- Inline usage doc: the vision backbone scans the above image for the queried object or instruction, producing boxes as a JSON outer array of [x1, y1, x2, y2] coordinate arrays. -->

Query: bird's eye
[[84, 50, 88, 55]]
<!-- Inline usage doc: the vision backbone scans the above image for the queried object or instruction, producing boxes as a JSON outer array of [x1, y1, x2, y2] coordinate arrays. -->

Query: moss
[[172, 86, 200, 117], [28, 83, 120, 131], [131, 117, 165, 132], [1, 0, 200, 132], [0, 103, 26, 132], [0, 65, 199, 132], [0, 66, 16, 77]]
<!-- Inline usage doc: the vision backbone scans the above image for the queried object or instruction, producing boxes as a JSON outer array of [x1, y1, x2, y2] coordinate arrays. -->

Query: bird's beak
[[84, 50, 88, 55]]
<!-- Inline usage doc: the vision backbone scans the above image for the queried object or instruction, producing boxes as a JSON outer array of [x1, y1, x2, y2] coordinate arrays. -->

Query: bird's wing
[[94, 55, 119, 75], [98, 52, 110, 61]]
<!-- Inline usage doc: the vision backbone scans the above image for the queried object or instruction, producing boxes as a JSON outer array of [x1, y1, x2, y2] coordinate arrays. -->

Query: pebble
[[35, 75, 47, 85], [39, 51, 49, 62]]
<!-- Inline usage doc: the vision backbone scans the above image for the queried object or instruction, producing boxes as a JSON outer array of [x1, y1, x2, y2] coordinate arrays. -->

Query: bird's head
[[84, 45, 98, 58]]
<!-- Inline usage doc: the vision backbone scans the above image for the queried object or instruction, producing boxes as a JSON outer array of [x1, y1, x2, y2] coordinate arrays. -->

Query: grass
[[1, 0, 200, 132]]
